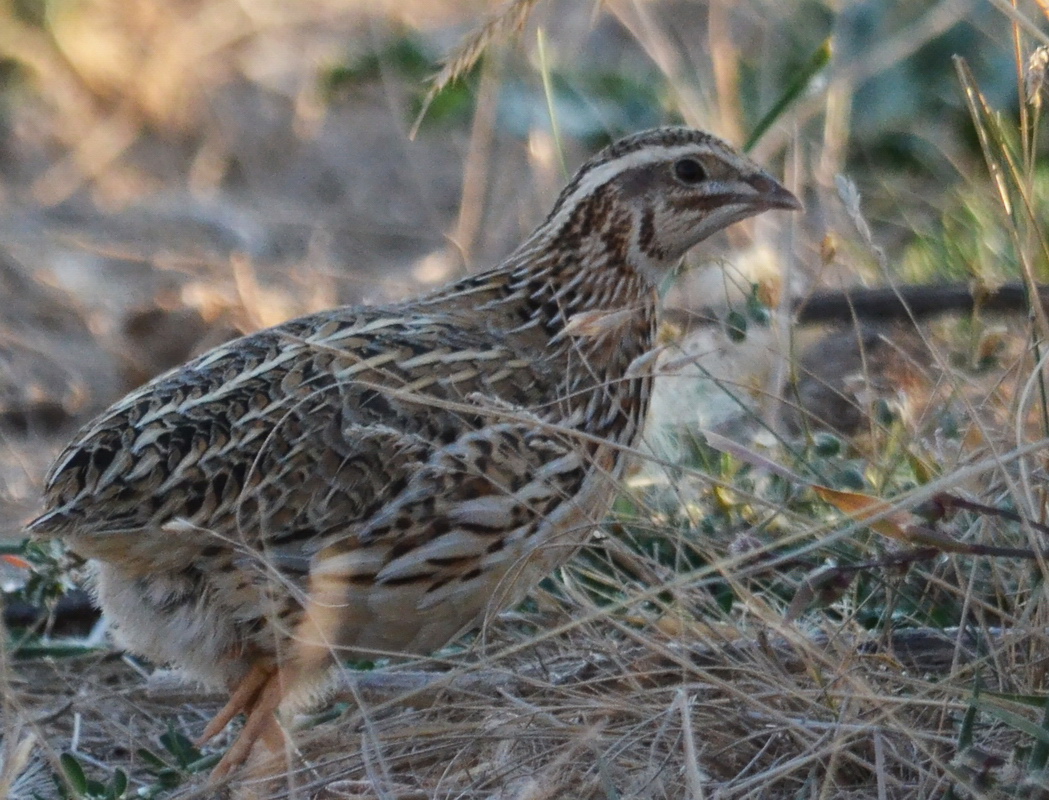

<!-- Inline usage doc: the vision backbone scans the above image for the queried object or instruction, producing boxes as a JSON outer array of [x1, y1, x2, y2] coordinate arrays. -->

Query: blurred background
[[0, 0, 1029, 535]]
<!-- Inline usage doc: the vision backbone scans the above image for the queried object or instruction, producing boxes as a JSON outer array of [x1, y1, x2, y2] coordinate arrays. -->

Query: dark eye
[[674, 158, 707, 184]]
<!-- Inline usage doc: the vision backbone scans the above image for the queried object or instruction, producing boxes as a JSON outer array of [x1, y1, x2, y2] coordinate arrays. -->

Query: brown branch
[[665, 281, 1049, 330]]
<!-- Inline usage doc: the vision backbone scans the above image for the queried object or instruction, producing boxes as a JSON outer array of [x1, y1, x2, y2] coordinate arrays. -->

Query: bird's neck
[[422, 210, 662, 443], [429, 184, 665, 334], [426, 208, 661, 356]]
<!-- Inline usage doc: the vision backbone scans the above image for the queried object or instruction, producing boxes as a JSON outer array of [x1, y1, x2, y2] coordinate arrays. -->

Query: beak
[[746, 173, 803, 211]]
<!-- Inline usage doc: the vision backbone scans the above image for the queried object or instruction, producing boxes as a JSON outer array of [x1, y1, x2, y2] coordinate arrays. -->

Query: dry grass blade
[[0, 729, 37, 798], [835, 174, 889, 276], [412, 0, 545, 136], [955, 57, 1049, 320], [985, 0, 1049, 45]]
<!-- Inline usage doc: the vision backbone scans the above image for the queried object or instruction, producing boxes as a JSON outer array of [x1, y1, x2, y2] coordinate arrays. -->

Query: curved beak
[[747, 172, 803, 212]]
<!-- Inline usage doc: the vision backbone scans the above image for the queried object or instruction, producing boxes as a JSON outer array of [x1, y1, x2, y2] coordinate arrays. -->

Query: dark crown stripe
[[545, 127, 720, 222]]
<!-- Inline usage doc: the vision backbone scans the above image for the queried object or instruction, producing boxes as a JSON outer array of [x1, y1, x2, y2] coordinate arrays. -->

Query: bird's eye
[[674, 158, 707, 184]]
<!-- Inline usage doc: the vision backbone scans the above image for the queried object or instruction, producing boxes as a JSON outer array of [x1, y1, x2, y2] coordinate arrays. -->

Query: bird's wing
[[296, 418, 600, 657], [363, 420, 589, 580], [27, 307, 557, 566]]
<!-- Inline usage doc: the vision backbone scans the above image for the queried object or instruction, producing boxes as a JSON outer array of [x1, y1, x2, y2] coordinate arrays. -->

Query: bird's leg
[[200, 569, 345, 783], [196, 661, 275, 746], [208, 666, 289, 781]]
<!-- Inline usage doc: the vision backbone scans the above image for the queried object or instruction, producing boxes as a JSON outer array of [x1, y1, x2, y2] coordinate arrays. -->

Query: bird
[[26, 127, 800, 783]]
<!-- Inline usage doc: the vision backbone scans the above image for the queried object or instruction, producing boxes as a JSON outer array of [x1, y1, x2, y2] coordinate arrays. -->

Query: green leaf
[[957, 689, 977, 752], [1029, 699, 1049, 771], [745, 37, 831, 152], [813, 432, 842, 457], [51, 770, 72, 800], [107, 769, 128, 799], [321, 35, 435, 93], [160, 724, 200, 768], [873, 398, 897, 426], [834, 466, 867, 491], [725, 310, 748, 342], [972, 694, 1049, 746], [185, 752, 223, 774], [536, 27, 567, 180], [152, 769, 183, 789], [135, 748, 170, 772], [59, 754, 88, 795]]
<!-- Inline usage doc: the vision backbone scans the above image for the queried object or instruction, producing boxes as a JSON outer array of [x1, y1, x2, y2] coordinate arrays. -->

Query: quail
[[27, 127, 800, 779]]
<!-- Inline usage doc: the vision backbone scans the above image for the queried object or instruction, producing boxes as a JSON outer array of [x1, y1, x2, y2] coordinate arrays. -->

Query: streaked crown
[[534, 127, 799, 285]]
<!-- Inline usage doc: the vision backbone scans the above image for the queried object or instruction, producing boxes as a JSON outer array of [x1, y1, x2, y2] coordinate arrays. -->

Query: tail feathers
[[24, 508, 68, 537], [26, 506, 150, 539]]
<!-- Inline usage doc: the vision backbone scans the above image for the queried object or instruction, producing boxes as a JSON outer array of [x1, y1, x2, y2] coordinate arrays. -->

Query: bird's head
[[540, 127, 800, 286]]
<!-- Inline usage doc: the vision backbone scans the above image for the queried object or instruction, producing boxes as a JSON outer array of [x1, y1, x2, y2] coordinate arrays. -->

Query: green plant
[[51, 754, 128, 800]]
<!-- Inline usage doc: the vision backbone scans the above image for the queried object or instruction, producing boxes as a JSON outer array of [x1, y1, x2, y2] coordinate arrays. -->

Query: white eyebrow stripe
[[544, 143, 726, 232]]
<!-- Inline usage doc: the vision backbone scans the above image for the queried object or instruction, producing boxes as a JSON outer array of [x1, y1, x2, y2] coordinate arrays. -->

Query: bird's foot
[[196, 662, 275, 746], [199, 663, 289, 783]]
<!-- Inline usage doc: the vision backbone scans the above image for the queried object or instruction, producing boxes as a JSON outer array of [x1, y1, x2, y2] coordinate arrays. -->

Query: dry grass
[[5, 0, 1049, 798]]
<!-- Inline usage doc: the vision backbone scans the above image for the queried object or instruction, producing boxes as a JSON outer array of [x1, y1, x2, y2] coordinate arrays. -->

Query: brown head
[[530, 127, 800, 286]]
